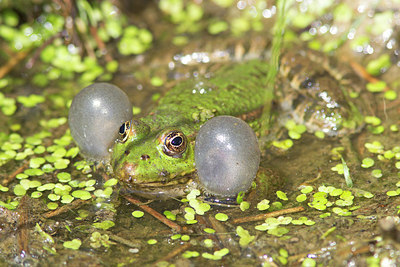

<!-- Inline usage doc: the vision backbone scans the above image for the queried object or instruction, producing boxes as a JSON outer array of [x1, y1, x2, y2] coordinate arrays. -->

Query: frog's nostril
[[141, 154, 150, 160]]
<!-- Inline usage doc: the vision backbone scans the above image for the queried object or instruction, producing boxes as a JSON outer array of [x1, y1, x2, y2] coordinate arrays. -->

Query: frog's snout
[[118, 162, 138, 183]]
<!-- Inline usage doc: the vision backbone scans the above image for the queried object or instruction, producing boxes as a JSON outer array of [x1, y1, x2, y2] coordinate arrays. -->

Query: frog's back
[[152, 60, 269, 126]]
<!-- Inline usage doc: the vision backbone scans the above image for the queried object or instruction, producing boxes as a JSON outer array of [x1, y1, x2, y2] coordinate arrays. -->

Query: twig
[[108, 234, 142, 248], [155, 243, 192, 264], [208, 214, 241, 256], [90, 26, 113, 62], [17, 196, 30, 256], [123, 195, 182, 232], [0, 49, 30, 79], [42, 199, 89, 219], [231, 206, 305, 224], [2, 162, 29, 186], [25, 32, 63, 69]]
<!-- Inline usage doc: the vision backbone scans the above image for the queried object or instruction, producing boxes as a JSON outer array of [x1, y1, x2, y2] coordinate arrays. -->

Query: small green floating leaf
[[61, 194, 74, 204], [361, 158, 374, 168], [257, 199, 270, 211], [47, 202, 58, 210], [364, 116, 381, 126], [300, 186, 313, 194], [302, 258, 317, 267], [366, 81, 386, 92], [57, 172, 71, 183], [16, 173, 28, 179], [24, 168, 44, 176], [366, 54, 391, 76], [371, 169, 383, 178], [171, 234, 181, 240], [0, 185, 9, 192], [48, 193, 60, 201], [181, 235, 190, 241], [276, 191, 288, 200], [331, 163, 344, 175], [104, 178, 118, 187], [296, 194, 307, 202], [132, 210, 144, 218], [150, 76, 163, 87], [203, 238, 213, 248], [93, 220, 115, 230], [314, 131, 325, 139], [385, 90, 397, 100], [71, 190, 92, 200], [63, 239, 81, 250], [182, 251, 200, 258], [215, 213, 228, 222], [54, 158, 70, 169], [147, 239, 157, 245], [38, 183, 55, 191], [204, 228, 215, 234], [14, 184, 26, 196], [236, 226, 255, 247], [29, 157, 46, 168], [240, 201, 250, 211], [163, 210, 176, 221], [387, 190, 399, 197], [267, 226, 289, 237]]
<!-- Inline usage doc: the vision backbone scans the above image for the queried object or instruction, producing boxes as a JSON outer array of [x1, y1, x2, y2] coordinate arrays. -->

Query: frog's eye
[[117, 121, 130, 143], [162, 130, 187, 158]]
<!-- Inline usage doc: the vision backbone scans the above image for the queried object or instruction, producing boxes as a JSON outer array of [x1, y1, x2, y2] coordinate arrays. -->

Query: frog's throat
[[120, 176, 196, 199]]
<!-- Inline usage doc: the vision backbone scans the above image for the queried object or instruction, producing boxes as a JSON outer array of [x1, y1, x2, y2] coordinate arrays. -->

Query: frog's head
[[111, 119, 196, 189]]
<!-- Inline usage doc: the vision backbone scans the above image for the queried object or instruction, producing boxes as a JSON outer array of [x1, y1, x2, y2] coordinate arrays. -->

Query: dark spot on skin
[[124, 150, 130, 156], [141, 154, 150, 160]]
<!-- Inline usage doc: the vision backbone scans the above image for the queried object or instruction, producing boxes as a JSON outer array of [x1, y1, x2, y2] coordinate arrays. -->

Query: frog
[[277, 49, 374, 137], [111, 60, 269, 199], [110, 48, 371, 199]]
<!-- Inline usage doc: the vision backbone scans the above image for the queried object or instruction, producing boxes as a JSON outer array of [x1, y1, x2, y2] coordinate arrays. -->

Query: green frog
[[111, 48, 370, 199]]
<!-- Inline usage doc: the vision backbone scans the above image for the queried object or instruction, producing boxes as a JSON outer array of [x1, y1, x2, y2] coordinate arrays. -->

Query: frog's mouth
[[120, 175, 196, 200]]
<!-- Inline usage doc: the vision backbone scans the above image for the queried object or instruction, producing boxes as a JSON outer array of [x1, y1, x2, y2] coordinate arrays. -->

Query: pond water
[[1, 0, 400, 266]]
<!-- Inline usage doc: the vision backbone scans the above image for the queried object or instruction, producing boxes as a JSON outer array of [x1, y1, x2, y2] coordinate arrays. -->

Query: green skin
[[111, 60, 269, 196], [110, 50, 369, 197]]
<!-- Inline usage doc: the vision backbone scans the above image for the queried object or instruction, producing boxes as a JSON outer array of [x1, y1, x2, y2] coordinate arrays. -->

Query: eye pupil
[[163, 130, 187, 157], [117, 121, 130, 143], [171, 136, 182, 146], [119, 123, 126, 134]]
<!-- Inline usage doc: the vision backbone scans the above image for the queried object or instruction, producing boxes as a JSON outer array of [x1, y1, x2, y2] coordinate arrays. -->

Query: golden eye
[[163, 130, 187, 158], [117, 121, 130, 143]]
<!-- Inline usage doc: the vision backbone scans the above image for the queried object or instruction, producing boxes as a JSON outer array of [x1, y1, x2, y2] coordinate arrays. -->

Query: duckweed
[[93, 220, 115, 230], [215, 213, 228, 221], [71, 190, 92, 200], [171, 234, 181, 240], [203, 239, 213, 248], [361, 157, 375, 168], [276, 191, 288, 200], [371, 169, 383, 178], [257, 199, 270, 211], [202, 248, 229, 260], [181, 235, 190, 241], [236, 226, 255, 247], [240, 201, 250, 211], [183, 251, 200, 258], [296, 194, 307, 202], [63, 239, 82, 250], [204, 228, 216, 234], [163, 211, 177, 221], [147, 239, 157, 245]]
